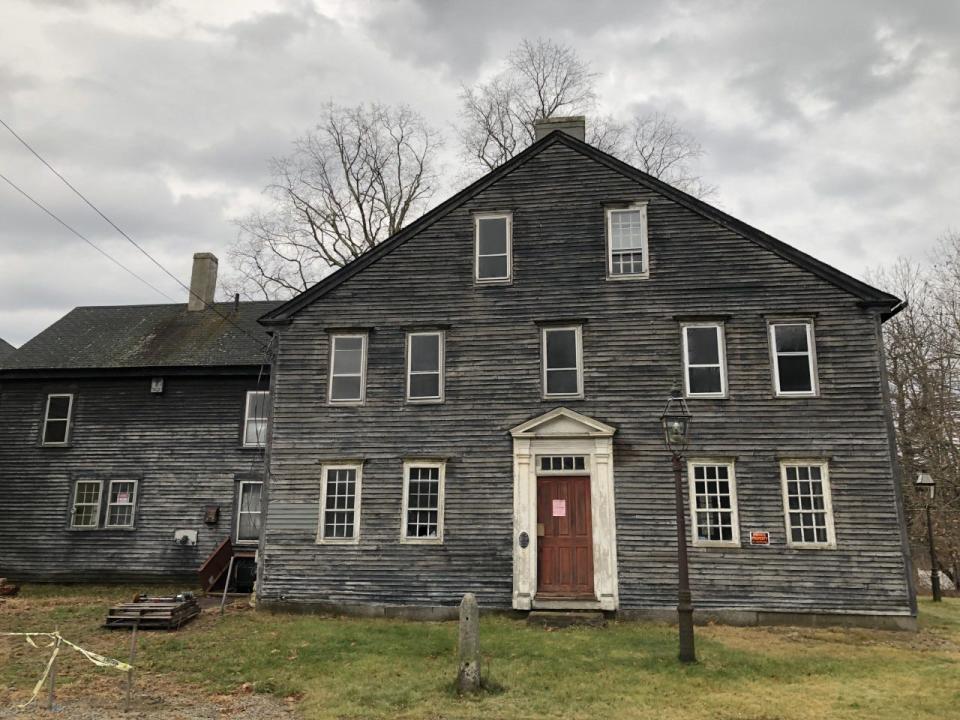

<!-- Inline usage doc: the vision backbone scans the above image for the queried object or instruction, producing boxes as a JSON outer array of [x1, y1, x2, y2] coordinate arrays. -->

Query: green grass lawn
[[2, 585, 959, 719]]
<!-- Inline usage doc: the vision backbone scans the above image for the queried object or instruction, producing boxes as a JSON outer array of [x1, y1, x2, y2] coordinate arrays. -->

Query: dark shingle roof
[[0, 338, 16, 364], [2, 301, 280, 372]]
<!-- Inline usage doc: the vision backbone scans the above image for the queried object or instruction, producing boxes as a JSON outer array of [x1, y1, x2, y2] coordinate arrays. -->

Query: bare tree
[[457, 37, 714, 198], [227, 102, 442, 299]]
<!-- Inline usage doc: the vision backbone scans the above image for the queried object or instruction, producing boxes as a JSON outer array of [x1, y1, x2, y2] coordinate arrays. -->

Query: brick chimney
[[187, 252, 218, 311], [534, 115, 586, 142]]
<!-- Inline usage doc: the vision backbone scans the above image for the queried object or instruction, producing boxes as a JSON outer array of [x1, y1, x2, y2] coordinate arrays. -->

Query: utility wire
[[0, 171, 178, 303], [0, 116, 268, 349]]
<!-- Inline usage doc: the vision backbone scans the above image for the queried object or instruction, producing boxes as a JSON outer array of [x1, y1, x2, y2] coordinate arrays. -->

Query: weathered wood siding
[[261, 141, 912, 615], [0, 374, 267, 582]]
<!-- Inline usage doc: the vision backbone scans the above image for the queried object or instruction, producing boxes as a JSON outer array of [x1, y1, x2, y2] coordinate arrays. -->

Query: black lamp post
[[660, 386, 696, 663], [915, 472, 941, 602]]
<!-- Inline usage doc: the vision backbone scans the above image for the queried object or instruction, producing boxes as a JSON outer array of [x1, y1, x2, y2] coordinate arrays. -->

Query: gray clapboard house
[[255, 117, 915, 628], [0, 254, 279, 584]]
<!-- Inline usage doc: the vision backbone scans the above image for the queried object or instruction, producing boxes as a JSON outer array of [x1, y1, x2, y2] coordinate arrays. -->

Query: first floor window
[[688, 462, 739, 546], [329, 334, 367, 404], [770, 321, 818, 396], [43, 393, 74, 445], [682, 324, 727, 397], [606, 204, 648, 277], [106, 480, 137, 527], [475, 213, 512, 282], [781, 461, 835, 547], [402, 461, 445, 543], [243, 391, 270, 447], [319, 465, 361, 542], [236, 480, 263, 543], [542, 326, 583, 398], [72, 480, 101, 528], [407, 332, 444, 402]]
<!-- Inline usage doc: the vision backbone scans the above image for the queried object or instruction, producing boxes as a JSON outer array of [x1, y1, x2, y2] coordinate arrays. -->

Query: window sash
[[236, 480, 263, 543], [682, 324, 727, 397], [71, 479, 102, 528], [243, 391, 270, 447], [770, 322, 817, 396], [687, 461, 739, 546], [105, 480, 137, 528], [474, 213, 512, 283], [780, 461, 836, 548], [401, 461, 445, 543], [406, 332, 444, 402], [42, 393, 74, 446], [606, 204, 649, 278], [328, 334, 367, 404], [541, 326, 583, 398], [318, 465, 362, 543]]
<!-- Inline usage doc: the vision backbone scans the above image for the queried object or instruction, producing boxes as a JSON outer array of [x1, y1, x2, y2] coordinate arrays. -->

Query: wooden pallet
[[104, 594, 201, 630]]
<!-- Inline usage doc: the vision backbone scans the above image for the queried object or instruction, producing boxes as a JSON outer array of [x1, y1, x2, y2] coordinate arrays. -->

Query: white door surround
[[510, 407, 619, 611]]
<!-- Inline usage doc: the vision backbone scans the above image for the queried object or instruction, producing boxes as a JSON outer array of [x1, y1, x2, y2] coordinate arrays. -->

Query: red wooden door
[[537, 476, 594, 597]]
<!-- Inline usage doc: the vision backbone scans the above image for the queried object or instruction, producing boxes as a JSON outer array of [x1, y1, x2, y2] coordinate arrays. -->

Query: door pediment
[[510, 407, 616, 439]]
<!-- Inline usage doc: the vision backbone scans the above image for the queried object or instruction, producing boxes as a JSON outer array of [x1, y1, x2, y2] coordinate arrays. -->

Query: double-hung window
[[236, 480, 263, 544], [474, 213, 512, 283], [781, 461, 835, 548], [688, 461, 739, 546], [682, 324, 727, 397], [319, 464, 362, 543], [606, 203, 648, 278], [106, 480, 137, 527], [243, 390, 270, 447], [406, 331, 444, 402], [42, 393, 74, 446], [542, 326, 583, 399], [401, 461, 445, 543], [770, 320, 818, 396], [329, 334, 367, 404], [71, 479, 102, 528]]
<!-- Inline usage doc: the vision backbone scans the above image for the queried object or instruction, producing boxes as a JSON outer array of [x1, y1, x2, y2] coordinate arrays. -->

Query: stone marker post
[[457, 593, 481, 694]]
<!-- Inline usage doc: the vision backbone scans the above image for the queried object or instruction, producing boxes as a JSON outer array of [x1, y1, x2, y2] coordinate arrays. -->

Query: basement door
[[536, 476, 594, 597]]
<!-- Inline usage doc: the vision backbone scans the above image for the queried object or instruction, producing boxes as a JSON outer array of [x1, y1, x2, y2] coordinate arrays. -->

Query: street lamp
[[660, 385, 696, 663], [915, 472, 941, 602]]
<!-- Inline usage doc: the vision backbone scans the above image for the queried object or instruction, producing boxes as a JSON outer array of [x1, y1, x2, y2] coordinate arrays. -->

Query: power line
[[0, 116, 268, 350], [0, 171, 178, 303]]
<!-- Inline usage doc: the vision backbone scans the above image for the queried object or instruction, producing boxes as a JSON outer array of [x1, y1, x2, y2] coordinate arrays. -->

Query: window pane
[[331, 375, 362, 401], [240, 483, 262, 512], [247, 392, 269, 420], [333, 343, 362, 375], [478, 255, 508, 279], [238, 513, 261, 541], [410, 373, 440, 399], [245, 419, 267, 446], [775, 324, 809, 353], [48, 396, 71, 420], [44, 420, 68, 444], [547, 369, 579, 395], [688, 367, 722, 394], [410, 334, 440, 372], [546, 330, 577, 369], [477, 217, 507, 255], [686, 327, 720, 365], [778, 356, 812, 392], [610, 210, 643, 250]]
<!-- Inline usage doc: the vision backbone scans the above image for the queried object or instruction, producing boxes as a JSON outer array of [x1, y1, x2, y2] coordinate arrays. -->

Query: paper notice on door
[[552, 499, 566, 517]]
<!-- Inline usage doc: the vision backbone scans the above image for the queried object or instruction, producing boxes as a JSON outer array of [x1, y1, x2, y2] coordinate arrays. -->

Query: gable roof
[[1, 301, 280, 375], [259, 130, 902, 326], [0, 338, 16, 365]]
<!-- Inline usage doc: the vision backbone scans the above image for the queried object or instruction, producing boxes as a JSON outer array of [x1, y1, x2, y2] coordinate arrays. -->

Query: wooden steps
[[104, 594, 201, 630]]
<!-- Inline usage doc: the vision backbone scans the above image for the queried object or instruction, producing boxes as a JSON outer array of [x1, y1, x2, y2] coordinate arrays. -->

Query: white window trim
[[681, 323, 728, 399], [317, 463, 363, 545], [105, 479, 138, 528], [400, 459, 446, 545], [605, 202, 649, 280], [687, 459, 740, 548], [328, 333, 368, 405], [406, 331, 445, 404], [779, 459, 836, 549], [474, 212, 513, 284], [42, 393, 74, 446], [769, 320, 819, 397], [235, 479, 263, 545], [541, 325, 584, 400], [70, 478, 102, 529], [242, 390, 270, 447]]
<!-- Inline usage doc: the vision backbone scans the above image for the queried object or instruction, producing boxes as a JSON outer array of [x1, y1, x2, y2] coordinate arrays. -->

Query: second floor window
[[542, 326, 583, 398], [682, 324, 727, 397], [243, 391, 270, 447], [329, 334, 367, 404], [407, 331, 444, 402], [606, 204, 648, 278], [475, 213, 512, 283], [770, 321, 818, 396], [43, 393, 74, 446]]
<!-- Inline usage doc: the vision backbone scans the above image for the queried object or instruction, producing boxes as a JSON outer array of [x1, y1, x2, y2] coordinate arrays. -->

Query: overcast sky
[[1, 0, 958, 346]]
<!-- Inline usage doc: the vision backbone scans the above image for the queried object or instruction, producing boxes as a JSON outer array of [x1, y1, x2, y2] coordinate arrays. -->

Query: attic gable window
[[474, 213, 512, 283], [42, 393, 74, 446], [606, 203, 648, 278], [243, 391, 270, 447], [770, 321, 818, 396], [328, 334, 367, 404]]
